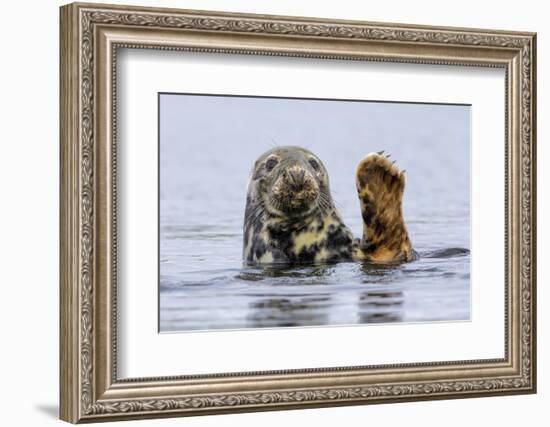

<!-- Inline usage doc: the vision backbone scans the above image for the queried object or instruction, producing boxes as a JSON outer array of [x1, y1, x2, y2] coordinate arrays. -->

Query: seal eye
[[265, 158, 278, 172], [309, 159, 320, 171]]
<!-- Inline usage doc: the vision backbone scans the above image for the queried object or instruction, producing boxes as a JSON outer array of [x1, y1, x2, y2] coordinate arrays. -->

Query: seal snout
[[271, 163, 319, 214]]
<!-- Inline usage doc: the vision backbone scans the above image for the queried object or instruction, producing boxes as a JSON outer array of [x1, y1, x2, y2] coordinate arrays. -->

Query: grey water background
[[159, 93, 470, 332]]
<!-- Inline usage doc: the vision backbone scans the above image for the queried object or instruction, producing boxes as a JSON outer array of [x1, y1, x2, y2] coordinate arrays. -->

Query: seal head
[[252, 147, 330, 217], [243, 146, 353, 265]]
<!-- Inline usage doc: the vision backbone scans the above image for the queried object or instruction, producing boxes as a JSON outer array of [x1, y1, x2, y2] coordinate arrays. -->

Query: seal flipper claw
[[353, 153, 416, 263]]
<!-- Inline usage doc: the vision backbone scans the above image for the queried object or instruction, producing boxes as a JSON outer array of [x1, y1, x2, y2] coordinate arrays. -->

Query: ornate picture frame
[[60, 2, 536, 423]]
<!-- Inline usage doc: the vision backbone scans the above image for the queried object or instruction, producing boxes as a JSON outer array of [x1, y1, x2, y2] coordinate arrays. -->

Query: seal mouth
[[269, 191, 320, 217]]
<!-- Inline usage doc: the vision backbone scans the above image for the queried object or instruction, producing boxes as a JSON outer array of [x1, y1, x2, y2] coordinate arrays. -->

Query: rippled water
[[159, 94, 470, 332]]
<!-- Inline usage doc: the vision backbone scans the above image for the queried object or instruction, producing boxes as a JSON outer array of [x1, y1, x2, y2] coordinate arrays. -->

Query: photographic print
[[159, 93, 471, 332]]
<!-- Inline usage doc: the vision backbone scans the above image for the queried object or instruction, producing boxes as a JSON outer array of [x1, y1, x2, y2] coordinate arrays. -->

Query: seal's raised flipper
[[354, 153, 416, 262]]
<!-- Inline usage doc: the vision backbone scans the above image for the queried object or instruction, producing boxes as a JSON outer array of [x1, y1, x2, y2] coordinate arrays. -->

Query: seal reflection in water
[[243, 146, 417, 265]]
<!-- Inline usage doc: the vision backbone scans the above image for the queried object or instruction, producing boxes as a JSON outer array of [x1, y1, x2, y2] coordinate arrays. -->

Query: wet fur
[[355, 153, 417, 262], [243, 147, 416, 265]]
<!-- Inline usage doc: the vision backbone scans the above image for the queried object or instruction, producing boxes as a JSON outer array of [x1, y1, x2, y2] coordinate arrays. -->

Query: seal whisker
[[319, 192, 334, 210], [247, 204, 267, 224], [245, 201, 267, 224], [268, 137, 279, 148]]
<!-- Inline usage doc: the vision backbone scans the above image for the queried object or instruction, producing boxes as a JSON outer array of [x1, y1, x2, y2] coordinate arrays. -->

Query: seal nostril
[[288, 169, 305, 189]]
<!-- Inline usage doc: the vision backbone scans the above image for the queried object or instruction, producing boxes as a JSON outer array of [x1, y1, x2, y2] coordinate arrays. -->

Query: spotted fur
[[243, 147, 416, 265], [354, 153, 417, 262]]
